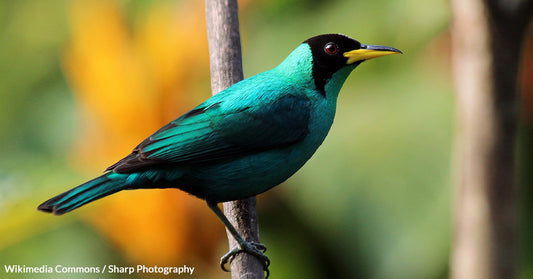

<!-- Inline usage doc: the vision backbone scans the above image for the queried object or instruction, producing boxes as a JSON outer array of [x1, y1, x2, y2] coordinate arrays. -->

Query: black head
[[303, 34, 401, 94], [304, 34, 362, 93]]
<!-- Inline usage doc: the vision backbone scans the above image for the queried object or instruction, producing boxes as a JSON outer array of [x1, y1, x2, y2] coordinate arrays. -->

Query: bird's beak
[[343, 44, 402, 64]]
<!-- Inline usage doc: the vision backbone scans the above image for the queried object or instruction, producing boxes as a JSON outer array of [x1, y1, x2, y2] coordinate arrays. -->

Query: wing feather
[[108, 92, 311, 173]]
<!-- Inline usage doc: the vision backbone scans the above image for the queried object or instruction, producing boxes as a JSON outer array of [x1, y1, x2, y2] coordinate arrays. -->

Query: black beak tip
[[361, 44, 403, 54]]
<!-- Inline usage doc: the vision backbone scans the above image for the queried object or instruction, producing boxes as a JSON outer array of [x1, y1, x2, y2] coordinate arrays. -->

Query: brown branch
[[450, 0, 532, 278], [204, 0, 265, 278]]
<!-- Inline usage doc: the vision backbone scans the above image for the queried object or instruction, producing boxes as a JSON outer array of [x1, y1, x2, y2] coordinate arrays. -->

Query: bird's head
[[276, 34, 402, 97]]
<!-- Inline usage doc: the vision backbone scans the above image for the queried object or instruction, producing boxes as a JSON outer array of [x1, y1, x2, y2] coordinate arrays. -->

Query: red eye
[[324, 43, 338, 54]]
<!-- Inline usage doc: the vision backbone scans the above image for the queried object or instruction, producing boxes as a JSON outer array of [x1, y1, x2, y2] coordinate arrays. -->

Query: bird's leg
[[207, 201, 270, 277]]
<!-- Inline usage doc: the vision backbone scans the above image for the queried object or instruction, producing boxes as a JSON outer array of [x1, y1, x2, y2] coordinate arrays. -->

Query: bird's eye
[[324, 43, 338, 55]]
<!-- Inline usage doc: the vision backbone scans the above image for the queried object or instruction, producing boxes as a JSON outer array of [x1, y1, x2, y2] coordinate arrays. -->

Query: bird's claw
[[220, 241, 270, 278]]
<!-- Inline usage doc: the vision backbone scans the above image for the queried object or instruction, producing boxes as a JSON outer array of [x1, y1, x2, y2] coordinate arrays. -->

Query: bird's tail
[[38, 172, 129, 215]]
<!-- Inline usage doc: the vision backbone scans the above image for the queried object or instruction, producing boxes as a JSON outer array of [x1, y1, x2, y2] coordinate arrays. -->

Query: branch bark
[[204, 0, 265, 278], [450, 0, 533, 278]]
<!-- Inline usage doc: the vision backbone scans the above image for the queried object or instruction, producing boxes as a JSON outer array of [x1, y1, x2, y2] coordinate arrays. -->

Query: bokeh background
[[0, 0, 531, 278]]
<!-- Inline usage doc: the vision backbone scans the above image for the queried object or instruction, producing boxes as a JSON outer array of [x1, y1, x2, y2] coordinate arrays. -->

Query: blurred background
[[0, 0, 530, 278]]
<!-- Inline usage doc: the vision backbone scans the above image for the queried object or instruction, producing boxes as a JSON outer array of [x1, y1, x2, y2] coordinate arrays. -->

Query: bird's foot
[[220, 241, 270, 278]]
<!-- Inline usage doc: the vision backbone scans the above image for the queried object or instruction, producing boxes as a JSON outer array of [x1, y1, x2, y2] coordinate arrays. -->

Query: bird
[[38, 33, 401, 276]]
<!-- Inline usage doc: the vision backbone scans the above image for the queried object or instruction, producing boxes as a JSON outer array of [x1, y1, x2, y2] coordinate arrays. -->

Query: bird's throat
[[323, 64, 357, 99]]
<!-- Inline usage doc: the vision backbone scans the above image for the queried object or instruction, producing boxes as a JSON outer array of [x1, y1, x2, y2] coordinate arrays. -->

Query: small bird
[[38, 34, 401, 275]]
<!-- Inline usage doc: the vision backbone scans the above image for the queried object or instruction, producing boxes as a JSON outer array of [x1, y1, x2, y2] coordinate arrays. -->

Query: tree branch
[[204, 0, 265, 278], [450, 0, 532, 278]]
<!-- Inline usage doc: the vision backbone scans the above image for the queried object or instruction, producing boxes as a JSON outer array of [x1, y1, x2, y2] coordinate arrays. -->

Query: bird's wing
[[107, 93, 311, 173]]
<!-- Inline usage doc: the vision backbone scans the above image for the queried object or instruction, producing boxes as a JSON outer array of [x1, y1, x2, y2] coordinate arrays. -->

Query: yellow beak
[[344, 44, 402, 64]]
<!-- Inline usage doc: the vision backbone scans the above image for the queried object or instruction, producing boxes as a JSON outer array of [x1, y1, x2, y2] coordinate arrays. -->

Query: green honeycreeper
[[38, 34, 401, 274]]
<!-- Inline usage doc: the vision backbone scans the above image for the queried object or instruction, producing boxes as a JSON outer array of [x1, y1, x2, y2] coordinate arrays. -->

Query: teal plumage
[[38, 34, 401, 274]]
